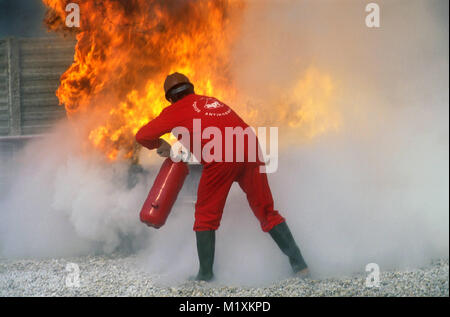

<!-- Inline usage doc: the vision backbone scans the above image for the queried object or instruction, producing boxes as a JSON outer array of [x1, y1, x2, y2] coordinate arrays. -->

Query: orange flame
[[43, 0, 339, 161]]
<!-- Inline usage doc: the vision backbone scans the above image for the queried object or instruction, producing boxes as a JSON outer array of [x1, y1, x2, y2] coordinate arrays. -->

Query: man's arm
[[135, 109, 175, 150]]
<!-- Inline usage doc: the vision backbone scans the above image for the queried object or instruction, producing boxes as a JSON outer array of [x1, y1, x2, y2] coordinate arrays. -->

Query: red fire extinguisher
[[139, 158, 189, 229]]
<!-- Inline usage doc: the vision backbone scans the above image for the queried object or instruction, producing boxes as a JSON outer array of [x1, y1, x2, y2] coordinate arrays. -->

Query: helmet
[[164, 72, 194, 101]]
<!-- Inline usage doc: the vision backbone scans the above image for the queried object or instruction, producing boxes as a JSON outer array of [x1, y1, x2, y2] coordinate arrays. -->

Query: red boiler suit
[[135, 94, 285, 232]]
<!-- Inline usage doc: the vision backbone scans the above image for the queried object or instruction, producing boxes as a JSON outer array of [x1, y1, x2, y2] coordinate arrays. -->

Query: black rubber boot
[[269, 222, 308, 273], [195, 230, 215, 281]]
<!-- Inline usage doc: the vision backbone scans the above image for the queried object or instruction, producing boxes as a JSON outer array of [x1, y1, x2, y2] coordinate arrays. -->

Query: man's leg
[[237, 164, 308, 274], [195, 230, 215, 281], [236, 163, 285, 232], [268, 222, 308, 274], [193, 163, 240, 281]]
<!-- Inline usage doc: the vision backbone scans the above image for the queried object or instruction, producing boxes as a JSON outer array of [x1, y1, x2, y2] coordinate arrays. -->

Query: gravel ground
[[0, 254, 448, 297]]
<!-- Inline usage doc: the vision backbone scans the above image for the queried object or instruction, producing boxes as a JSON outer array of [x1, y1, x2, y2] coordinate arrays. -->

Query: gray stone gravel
[[0, 254, 448, 297]]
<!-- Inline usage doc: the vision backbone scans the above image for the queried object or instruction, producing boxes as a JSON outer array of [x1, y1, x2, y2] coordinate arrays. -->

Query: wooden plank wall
[[0, 37, 75, 193], [0, 39, 9, 136], [0, 37, 75, 137]]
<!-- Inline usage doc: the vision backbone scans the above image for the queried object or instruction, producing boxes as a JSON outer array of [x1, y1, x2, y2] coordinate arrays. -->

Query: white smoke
[[223, 0, 449, 281], [0, 125, 152, 258], [0, 0, 448, 287]]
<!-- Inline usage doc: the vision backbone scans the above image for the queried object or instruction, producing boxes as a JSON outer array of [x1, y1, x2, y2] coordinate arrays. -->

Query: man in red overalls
[[136, 73, 308, 281]]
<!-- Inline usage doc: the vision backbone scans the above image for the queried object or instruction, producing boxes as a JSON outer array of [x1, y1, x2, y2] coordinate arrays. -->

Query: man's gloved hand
[[156, 139, 172, 158]]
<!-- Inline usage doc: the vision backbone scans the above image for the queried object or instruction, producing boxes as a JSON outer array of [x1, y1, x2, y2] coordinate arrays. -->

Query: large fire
[[42, 0, 339, 161]]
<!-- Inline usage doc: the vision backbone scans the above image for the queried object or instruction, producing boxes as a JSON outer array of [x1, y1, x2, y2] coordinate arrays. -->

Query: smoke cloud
[[0, 124, 153, 258], [0, 0, 448, 286], [224, 0, 449, 281]]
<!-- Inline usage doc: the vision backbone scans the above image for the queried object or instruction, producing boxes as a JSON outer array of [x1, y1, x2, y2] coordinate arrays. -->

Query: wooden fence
[[0, 37, 75, 137]]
